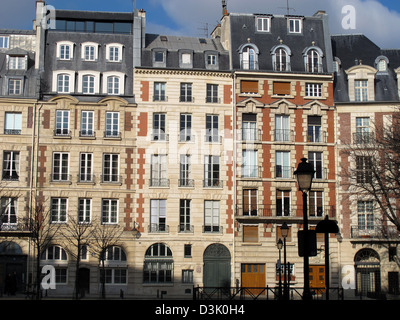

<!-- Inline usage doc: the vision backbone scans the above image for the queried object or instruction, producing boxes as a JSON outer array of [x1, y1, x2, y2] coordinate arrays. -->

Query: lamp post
[[294, 158, 315, 301], [277, 239, 283, 299], [281, 222, 289, 300]]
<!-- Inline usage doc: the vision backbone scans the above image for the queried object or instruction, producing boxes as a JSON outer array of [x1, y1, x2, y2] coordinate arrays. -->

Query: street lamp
[[281, 222, 289, 300], [294, 158, 315, 301], [277, 239, 283, 299]]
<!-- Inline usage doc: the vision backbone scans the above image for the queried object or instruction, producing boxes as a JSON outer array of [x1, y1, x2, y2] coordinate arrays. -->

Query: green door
[[203, 244, 231, 289]]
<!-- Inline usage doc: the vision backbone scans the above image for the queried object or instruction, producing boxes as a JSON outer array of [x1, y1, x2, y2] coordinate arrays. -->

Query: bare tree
[[89, 222, 123, 299]]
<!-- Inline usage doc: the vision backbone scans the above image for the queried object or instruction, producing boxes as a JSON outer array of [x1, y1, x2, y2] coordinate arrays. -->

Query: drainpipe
[[232, 71, 237, 287]]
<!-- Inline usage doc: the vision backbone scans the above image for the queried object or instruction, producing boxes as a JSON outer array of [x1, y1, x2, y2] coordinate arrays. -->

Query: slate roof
[[332, 34, 400, 102]]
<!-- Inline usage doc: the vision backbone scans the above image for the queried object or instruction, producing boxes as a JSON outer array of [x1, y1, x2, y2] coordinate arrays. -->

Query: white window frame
[[101, 199, 118, 224], [288, 18, 302, 33], [79, 152, 93, 182], [204, 200, 220, 232], [4, 112, 22, 135], [8, 78, 22, 95], [52, 152, 69, 181], [51, 198, 68, 223], [81, 42, 99, 61], [80, 111, 94, 137], [53, 70, 75, 93], [276, 151, 290, 179], [102, 71, 125, 95], [102, 153, 119, 183], [106, 43, 123, 62], [150, 154, 168, 187], [8, 56, 26, 70], [0, 36, 9, 49], [55, 110, 70, 136], [0, 197, 17, 226], [305, 83, 323, 97], [309, 191, 324, 217], [355, 80, 368, 102], [179, 154, 192, 186], [242, 150, 258, 178], [105, 111, 120, 138], [56, 41, 74, 60], [78, 198, 92, 223], [150, 199, 167, 232], [78, 71, 100, 94], [256, 17, 271, 32], [2, 151, 19, 180]]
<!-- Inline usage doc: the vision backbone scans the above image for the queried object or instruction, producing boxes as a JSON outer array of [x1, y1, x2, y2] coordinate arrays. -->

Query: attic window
[[256, 17, 271, 32], [160, 36, 168, 42], [8, 56, 27, 70], [199, 38, 207, 44], [288, 18, 302, 33]]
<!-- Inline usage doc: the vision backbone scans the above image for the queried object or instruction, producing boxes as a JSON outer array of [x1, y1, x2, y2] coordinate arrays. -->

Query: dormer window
[[239, 44, 259, 70], [256, 16, 271, 32], [271, 45, 291, 72], [56, 41, 75, 60], [81, 42, 99, 61], [8, 56, 26, 70], [304, 47, 323, 73], [180, 50, 193, 68], [375, 56, 389, 72], [355, 80, 368, 102], [0, 36, 9, 49], [288, 18, 302, 33], [106, 43, 123, 62]]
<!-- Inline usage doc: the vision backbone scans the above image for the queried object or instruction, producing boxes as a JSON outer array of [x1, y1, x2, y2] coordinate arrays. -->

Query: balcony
[[275, 166, 293, 179], [149, 223, 169, 233], [307, 131, 327, 143], [54, 129, 71, 138], [0, 219, 31, 237], [178, 224, 194, 233], [104, 131, 121, 139], [203, 179, 223, 188], [274, 129, 294, 142], [150, 178, 170, 188], [79, 130, 96, 138], [4, 129, 21, 135], [241, 165, 262, 179], [351, 225, 399, 239], [241, 128, 262, 143], [101, 175, 122, 184], [203, 225, 223, 233], [152, 132, 169, 142], [204, 134, 222, 143], [77, 174, 96, 184], [178, 179, 194, 188], [50, 173, 72, 183]]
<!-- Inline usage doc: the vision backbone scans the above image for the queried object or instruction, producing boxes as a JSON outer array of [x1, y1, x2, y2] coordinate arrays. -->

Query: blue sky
[[1, 0, 400, 48]]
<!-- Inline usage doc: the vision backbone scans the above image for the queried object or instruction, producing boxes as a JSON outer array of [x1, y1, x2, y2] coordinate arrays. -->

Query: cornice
[[134, 67, 233, 78]]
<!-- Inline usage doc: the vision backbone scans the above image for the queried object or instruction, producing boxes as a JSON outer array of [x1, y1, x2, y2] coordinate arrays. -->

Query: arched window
[[271, 45, 291, 72], [304, 47, 323, 73], [239, 44, 259, 70], [143, 243, 173, 283], [41, 245, 68, 261], [103, 246, 127, 262], [375, 56, 389, 72]]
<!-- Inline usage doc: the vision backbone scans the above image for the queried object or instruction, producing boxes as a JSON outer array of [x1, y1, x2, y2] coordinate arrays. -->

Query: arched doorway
[[78, 268, 90, 297], [203, 244, 231, 288], [0, 241, 26, 295], [354, 248, 381, 298]]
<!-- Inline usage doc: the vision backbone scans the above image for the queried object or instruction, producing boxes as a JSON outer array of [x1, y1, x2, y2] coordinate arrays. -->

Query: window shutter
[[273, 82, 291, 95], [243, 225, 258, 242], [241, 80, 258, 93]]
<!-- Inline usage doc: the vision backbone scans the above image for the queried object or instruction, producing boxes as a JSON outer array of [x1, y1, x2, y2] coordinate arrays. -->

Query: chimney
[[222, 0, 228, 16]]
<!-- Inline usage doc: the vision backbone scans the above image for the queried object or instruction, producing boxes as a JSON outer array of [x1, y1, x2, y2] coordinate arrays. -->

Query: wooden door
[[241, 264, 265, 295], [309, 265, 325, 291]]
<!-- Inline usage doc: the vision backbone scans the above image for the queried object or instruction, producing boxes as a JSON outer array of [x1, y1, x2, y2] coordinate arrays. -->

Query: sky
[[1, 0, 400, 48]]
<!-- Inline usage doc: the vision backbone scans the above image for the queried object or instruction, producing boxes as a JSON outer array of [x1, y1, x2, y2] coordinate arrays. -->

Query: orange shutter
[[273, 82, 291, 95], [241, 80, 258, 93]]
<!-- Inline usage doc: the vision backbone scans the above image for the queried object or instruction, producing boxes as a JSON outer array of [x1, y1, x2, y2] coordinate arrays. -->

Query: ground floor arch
[[203, 243, 231, 288], [354, 248, 381, 298]]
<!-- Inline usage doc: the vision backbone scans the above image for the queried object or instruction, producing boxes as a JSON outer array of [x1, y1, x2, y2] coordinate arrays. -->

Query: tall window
[[52, 152, 69, 181], [358, 200, 374, 231], [55, 110, 70, 136], [179, 199, 192, 232], [84, 45, 95, 61], [356, 156, 372, 184], [274, 48, 290, 71], [150, 199, 167, 232], [276, 151, 290, 178], [276, 190, 290, 216], [108, 46, 120, 62], [101, 246, 127, 284], [309, 191, 323, 216], [105, 112, 119, 138], [204, 155, 220, 187], [78, 198, 91, 223], [204, 200, 220, 232], [8, 79, 22, 95], [151, 154, 168, 187], [107, 76, 120, 95], [179, 154, 192, 187], [60, 44, 71, 60], [1, 198, 17, 226], [257, 17, 270, 32], [242, 113, 257, 141], [4, 112, 21, 135], [307, 116, 322, 142], [152, 113, 167, 141], [0, 36, 9, 48], [355, 117, 370, 144], [57, 74, 70, 93], [243, 189, 257, 216], [180, 83, 193, 102], [143, 243, 173, 283], [82, 75, 95, 94], [206, 84, 218, 103], [154, 82, 166, 101], [275, 115, 290, 141], [306, 50, 322, 73], [8, 56, 26, 70], [102, 199, 118, 224], [51, 198, 68, 223], [179, 113, 192, 142], [79, 153, 93, 182], [355, 80, 368, 102], [103, 153, 119, 183], [205, 114, 219, 142], [306, 83, 322, 97], [241, 46, 258, 70], [80, 111, 94, 137], [242, 150, 258, 178], [308, 151, 323, 179], [2, 151, 19, 181], [288, 18, 302, 33]]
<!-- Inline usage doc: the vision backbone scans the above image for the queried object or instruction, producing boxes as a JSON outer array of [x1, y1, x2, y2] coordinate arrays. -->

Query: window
[[242, 113, 257, 141], [256, 17, 270, 32], [103, 246, 127, 262], [241, 45, 258, 70], [358, 200, 374, 231], [243, 189, 257, 216], [1, 198, 17, 227], [307, 116, 322, 142], [60, 44, 72, 60], [241, 81, 258, 94], [276, 151, 290, 178], [8, 56, 26, 70], [180, 83, 193, 102], [204, 200, 220, 232], [78, 198, 91, 223], [3, 151, 19, 181], [51, 198, 68, 223], [184, 244, 192, 257], [288, 18, 302, 33], [206, 84, 218, 103], [306, 83, 322, 97], [182, 270, 193, 283], [154, 82, 166, 101], [306, 50, 322, 73], [108, 46, 121, 62], [154, 51, 165, 63], [102, 269, 127, 284], [79, 153, 93, 182], [275, 114, 290, 141], [204, 155, 220, 187], [8, 79, 22, 95], [355, 117, 371, 144], [179, 154, 193, 187], [276, 190, 290, 216], [81, 43, 98, 61], [179, 199, 192, 232], [41, 246, 67, 261], [52, 152, 69, 181], [179, 113, 192, 142], [80, 111, 94, 137], [207, 54, 217, 66], [309, 191, 323, 217], [55, 110, 70, 136], [82, 75, 95, 94], [150, 199, 167, 232], [105, 112, 119, 138], [242, 150, 258, 178], [308, 151, 323, 179], [205, 114, 219, 142], [144, 243, 173, 283], [180, 52, 192, 68], [152, 113, 167, 141], [57, 74, 70, 93], [356, 156, 372, 184], [0, 36, 9, 48], [102, 153, 119, 183], [355, 80, 368, 102], [150, 154, 168, 187], [4, 112, 21, 135], [377, 59, 387, 72], [107, 76, 120, 95], [273, 82, 291, 95], [243, 225, 258, 242], [274, 48, 290, 71], [102, 199, 118, 224]]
